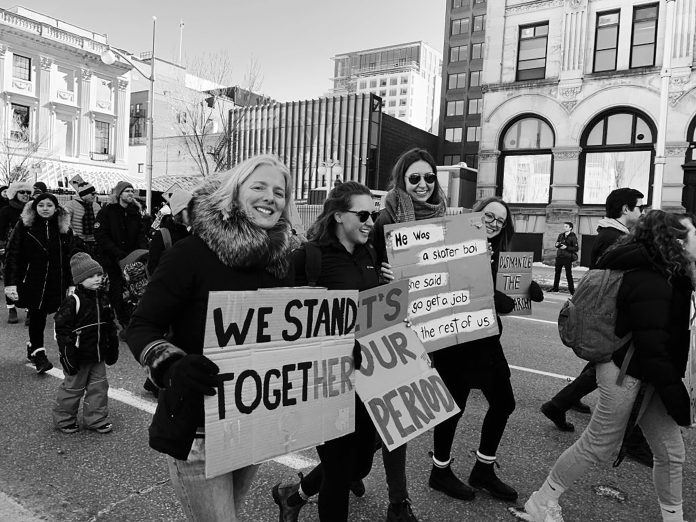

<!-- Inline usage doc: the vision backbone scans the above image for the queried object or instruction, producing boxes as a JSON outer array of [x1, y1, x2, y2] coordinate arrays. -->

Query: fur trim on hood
[[190, 177, 291, 279], [21, 200, 70, 233], [7, 181, 33, 200]]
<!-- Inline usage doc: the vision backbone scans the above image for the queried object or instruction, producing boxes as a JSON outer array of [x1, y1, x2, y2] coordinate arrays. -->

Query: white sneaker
[[523, 491, 564, 522]]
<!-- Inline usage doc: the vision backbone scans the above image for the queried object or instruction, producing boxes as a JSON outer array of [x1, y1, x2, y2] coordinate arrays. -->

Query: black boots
[[541, 401, 575, 432], [468, 459, 518, 501], [386, 499, 419, 521], [7, 307, 18, 324], [428, 461, 475, 500]]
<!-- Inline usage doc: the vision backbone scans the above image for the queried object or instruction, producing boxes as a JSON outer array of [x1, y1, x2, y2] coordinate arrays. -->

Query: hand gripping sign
[[203, 288, 358, 479], [496, 252, 534, 316], [355, 280, 460, 450], [383, 212, 499, 353]]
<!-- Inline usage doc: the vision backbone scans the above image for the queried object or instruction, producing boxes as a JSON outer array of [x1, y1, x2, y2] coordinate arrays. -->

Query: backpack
[[557, 269, 632, 363], [303, 242, 378, 286]]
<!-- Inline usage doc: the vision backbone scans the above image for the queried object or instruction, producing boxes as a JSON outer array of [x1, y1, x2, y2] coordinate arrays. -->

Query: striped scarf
[[80, 200, 96, 235]]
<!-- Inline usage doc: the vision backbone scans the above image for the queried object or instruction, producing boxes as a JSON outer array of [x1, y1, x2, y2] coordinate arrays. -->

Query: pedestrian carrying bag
[[557, 269, 632, 362]]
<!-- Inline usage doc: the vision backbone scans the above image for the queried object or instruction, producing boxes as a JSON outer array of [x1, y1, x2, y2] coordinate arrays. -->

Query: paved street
[[0, 283, 694, 522]]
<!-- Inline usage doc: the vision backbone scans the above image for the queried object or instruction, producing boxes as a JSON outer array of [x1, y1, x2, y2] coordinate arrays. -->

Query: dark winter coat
[[0, 199, 24, 247], [4, 202, 74, 312], [94, 201, 147, 274], [599, 243, 693, 425], [147, 220, 190, 275], [126, 177, 293, 460], [590, 220, 628, 269], [54, 285, 119, 375], [371, 209, 393, 267], [555, 231, 578, 261]]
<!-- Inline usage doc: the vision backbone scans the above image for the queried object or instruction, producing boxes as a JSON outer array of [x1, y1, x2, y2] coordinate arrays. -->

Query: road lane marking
[[504, 316, 556, 325], [33, 365, 319, 470], [509, 365, 573, 381]]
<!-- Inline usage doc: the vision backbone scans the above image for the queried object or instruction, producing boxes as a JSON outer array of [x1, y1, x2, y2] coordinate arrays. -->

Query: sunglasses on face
[[17, 191, 32, 195], [406, 173, 437, 185], [484, 212, 506, 228], [345, 210, 380, 223]]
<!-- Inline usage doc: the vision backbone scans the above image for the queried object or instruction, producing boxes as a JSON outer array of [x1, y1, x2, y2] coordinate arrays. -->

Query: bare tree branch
[[0, 115, 50, 185]]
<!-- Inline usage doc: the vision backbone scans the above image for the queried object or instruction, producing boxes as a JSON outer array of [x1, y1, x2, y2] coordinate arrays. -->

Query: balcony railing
[[90, 152, 114, 162]]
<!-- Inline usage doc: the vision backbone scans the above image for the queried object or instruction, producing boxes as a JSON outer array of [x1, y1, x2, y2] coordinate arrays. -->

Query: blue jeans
[[548, 361, 685, 506], [166, 438, 259, 522]]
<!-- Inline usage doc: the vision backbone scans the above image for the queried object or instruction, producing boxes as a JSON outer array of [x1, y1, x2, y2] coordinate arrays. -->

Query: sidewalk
[[532, 262, 586, 294], [0, 492, 42, 522]]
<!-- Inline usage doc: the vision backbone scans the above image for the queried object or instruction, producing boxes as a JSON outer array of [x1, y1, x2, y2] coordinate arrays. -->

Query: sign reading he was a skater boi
[[496, 252, 534, 316], [203, 288, 358, 479], [384, 212, 498, 352], [355, 280, 460, 450]]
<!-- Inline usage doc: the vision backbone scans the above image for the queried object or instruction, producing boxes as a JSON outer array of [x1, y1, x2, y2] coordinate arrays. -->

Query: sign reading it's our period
[[384, 212, 499, 352]]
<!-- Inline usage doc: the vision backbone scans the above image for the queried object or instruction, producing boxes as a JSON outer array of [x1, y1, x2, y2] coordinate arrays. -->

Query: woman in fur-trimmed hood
[[126, 154, 294, 521], [4, 193, 74, 371]]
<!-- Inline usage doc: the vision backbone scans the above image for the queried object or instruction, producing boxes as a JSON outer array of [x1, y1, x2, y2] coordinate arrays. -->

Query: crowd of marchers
[[0, 151, 693, 522]]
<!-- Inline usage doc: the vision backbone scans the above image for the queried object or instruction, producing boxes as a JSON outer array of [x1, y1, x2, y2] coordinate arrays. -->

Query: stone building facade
[[479, 0, 696, 264]]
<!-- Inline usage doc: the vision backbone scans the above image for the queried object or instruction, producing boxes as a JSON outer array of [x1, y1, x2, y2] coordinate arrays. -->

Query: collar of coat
[[21, 200, 70, 233], [190, 177, 291, 280]]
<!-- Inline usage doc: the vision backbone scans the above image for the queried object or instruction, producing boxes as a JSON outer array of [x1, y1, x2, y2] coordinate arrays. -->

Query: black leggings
[[433, 359, 516, 462], [27, 308, 49, 350]]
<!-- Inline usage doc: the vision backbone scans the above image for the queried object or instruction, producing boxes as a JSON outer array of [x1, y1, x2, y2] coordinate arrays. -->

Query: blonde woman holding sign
[[126, 155, 295, 522]]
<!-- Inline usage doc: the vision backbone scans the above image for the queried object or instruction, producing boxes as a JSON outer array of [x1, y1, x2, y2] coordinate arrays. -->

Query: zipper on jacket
[[96, 290, 102, 362], [38, 221, 49, 309]]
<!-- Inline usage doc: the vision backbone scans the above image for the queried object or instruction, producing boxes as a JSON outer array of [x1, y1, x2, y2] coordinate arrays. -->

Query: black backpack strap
[[304, 242, 322, 287]]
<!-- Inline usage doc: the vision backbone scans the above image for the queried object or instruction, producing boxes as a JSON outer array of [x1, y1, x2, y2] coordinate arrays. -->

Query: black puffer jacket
[[54, 285, 119, 374], [4, 202, 73, 312], [94, 201, 147, 273], [126, 177, 293, 460], [0, 199, 24, 246], [599, 243, 692, 425]]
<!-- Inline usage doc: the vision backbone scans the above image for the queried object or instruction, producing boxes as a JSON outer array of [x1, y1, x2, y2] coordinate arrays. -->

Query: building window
[[388, 100, 396, 107], [468, 98, 483, 115], [448, 73, 467, 89], [473, 14, 486, 32], [446, 100, 465, 116], [176, 112, 187, 124], [451, 17, 470, 36], [369, 80, 377, 88], [471, 43, 484, 60], [94, 121, 110, 155], [138, 163, 144, 173], [444, 154, 461, 166], [580, 109, 655, 204], [466, 126, 481, 142], [401, 76, 408, 84], [450, 45, 468, 63], [469, 70, 481, 87], [452, 0, 466, 7], [474, 0, 485, 3], [380, 90, 387, 97], [359, 81, 367, 89], [398, 110, 407, 118], [380, 79, 387, 87], [516, 22, 549, 81], [10, 103, 30, 140], [12, 54, 31, 81], [400, 87, 408, 95], [594, 10, 620, 72], [399, 99, 407, 106], [499, 116, 554, 204], [390, 78, 397, 85], [445, 127, 463, 142], [389, 88, 397, 96], [630, 4, 658, 68], [464, 154, 478, 169]]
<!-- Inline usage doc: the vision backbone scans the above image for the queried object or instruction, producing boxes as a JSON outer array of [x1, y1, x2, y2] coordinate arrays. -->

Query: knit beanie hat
[[33, 181, 48, 194], [0, 185, 8, 197], [70, 252, 103, 285], [6, 181, 34, 200], [112, 181, 134, 199], [77, 181, 96, 198], [169, 189, 192, 216], [31, 192, 60, 211]]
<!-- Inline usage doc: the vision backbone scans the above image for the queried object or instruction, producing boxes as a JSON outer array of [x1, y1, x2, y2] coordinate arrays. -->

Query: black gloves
[[104, 335, 119, 366], [353, 340, 362, 370], [163, 354, 220, 396], [658, 382, 692, 427], [529, 280, 544, 303], [493, 290, 515, 314]]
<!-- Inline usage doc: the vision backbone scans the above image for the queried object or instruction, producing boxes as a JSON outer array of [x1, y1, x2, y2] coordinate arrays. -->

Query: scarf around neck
[[80, 199, 96, 235], [383, 187, 446, 224]]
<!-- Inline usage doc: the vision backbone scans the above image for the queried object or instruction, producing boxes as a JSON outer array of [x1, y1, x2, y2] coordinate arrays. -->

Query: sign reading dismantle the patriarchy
[[383, 212, 498, 352], [496, 252, 534, 316], [203, 288, 358, 478]]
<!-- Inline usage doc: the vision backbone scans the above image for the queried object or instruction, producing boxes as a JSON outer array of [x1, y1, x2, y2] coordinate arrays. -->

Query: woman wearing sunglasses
[[273, 181, 418, 522]]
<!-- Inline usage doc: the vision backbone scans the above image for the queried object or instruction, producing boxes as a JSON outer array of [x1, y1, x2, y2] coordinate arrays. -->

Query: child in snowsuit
[[53, 252, 119, 434]]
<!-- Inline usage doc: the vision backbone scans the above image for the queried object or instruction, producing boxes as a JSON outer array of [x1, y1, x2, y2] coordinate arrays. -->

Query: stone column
[[663, 142, 690, 211], [78, 68, 92, 158], [0, 46, 6, 133], [545, 147, 581, 263], [476, 149, 500, 200], [38, 56, 53, 152], [114, 77, 129, 164], [559, 0, 588, 96]]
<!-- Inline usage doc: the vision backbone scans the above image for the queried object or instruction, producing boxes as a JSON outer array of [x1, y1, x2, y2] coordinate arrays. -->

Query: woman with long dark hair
[[273, 181, 418, 522], [523, 210, 694, 522]]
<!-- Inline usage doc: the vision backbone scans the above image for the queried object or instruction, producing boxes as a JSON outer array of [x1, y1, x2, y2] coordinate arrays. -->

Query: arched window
[[687, 115, 696, 163], [579, 108, 655, 204], [498, 115, 554, 204]]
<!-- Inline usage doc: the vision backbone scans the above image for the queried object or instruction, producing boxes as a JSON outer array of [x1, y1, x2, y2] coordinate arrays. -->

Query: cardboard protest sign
[[355, 280, 460, 450], [203, 288, 358, 478], [686, 292, 696, 426], [384, 212, 498, 352], [496, 252, 534, 316]]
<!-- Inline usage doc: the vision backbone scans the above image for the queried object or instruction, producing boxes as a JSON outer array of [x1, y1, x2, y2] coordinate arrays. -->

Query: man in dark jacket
[[542, 187, 651, 465], [551, 222, 578, 294], [94, 181, 147, 329]]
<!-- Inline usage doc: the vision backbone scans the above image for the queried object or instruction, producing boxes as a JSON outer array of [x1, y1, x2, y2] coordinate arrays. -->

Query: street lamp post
[[317, 159, 343, 198], [101, 16, 157, 214]]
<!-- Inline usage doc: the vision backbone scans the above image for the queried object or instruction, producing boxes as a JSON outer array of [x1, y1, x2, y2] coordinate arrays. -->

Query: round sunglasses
[[407, 173, 437, 185], [345, 210, 380, 223]]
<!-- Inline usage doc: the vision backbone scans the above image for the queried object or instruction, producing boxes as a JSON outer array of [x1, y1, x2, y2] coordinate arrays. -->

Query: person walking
[[0, 185, 9, 210], [94, 181, 147, 330], [523, 210, 694, 522], [63, 180, 101, 254], [541, 188, 652, 466], [126, 155, 295, 522], [551, 222, 578, 294], [3, 193, 74, 373], [272, 181, 417, 522], [53, 252, 118, 434], [0, 181, 33, 324]]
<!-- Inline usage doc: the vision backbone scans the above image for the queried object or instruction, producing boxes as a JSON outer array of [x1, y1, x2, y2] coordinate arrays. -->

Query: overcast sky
[[13, 0, 446, 101]]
